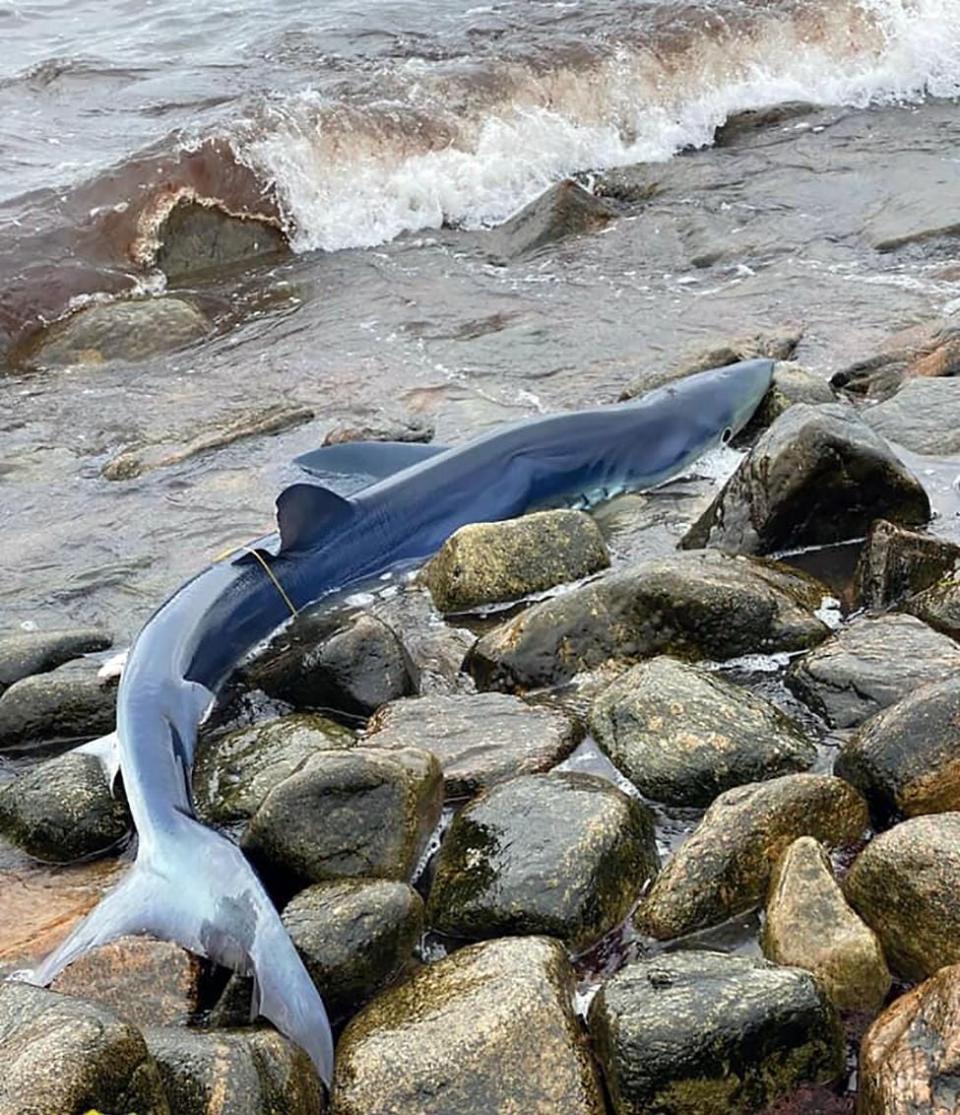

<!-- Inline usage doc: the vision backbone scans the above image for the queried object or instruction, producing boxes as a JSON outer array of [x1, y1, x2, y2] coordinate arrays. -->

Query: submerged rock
[[428, 772, 658, 951], [640, 773, 869, 940], [588, 951, 844, 1115], [485, 178, 617, 259], [589, 656, 815, 807], [365, 692, 578, 798], [332, 936, 606, 1114], [0, 750, 128, 861], [242, 747, 442, 885], [0, 658, 117, 748], [0, 628, 111, 693], [762, 837, 891, 1012], [422, 509, 609, 613], [854, 519, 960, 609], [844, 812, 960, 981], [154, 199, 289, 281], [467, 551, 829, 692], [681, 403, 929, 555], [0, 982, 169, 1115], [858, 963, 960, 1115], [786, 613, 960, 729], [862, 377, 960, 454]]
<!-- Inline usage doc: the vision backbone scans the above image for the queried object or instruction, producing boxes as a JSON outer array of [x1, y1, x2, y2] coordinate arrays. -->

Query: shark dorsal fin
[[276, 482, 356, 553], [294, 440, 447, 481]]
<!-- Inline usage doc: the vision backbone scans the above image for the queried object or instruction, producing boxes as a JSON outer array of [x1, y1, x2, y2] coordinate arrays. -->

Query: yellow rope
[[212, 541, 298, 619]]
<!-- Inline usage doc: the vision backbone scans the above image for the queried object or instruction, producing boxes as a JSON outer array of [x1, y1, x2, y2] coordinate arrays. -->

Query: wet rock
[[844, 812, 960, 981], [145, 1026, 322, 1115], [681, 403, 930, 555], [743, 361, 835, 433], [322, 415, 434, 445], [467, 550, 830, 692], [0, 982, 169, 1115], [858, 962, 960, 1115], [485, 178, 617, 259], [905, 572, 960, 640], [26, 296, 210, 368], [51, 935, 202, 1025], [0, 750, 128, 861], [862, 377, 960, 454], [835, 676, 960, 824], [831, 319, 954, 400], [245, 611, 418, 722], [155, 199, 288, 281], [588, 951, 844, 1115], [242, 747, 442, 885], [589, 656, 816, 807], [428, 771, 658, 951], [193, 712, 355, 824], [854, 519, 960, 609], [714, 102, 817, 145], [786, 613, 960, 729], [421, 509, 610, 613], [639, 773, 868, 940], [0, 657, 117, 748], [332, 936, 605, 1114], [365, 692, 578, 798], [762, 837, 891, 1012], [0, 628, 111, 693]]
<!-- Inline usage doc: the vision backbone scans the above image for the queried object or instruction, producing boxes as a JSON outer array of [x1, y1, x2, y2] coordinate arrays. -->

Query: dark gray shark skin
[[17, 358, 773, 1087]]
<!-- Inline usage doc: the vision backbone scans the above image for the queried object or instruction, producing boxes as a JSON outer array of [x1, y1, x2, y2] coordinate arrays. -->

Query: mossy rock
[[855, 519, 960, 609], [0, 659, 117, 749], [0, 628, 111, 693]]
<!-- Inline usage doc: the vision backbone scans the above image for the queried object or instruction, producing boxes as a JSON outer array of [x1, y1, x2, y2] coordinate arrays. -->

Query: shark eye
[[721, 427, 733, 445]]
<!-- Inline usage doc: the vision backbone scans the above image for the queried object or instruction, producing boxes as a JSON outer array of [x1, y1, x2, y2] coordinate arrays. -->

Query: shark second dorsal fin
[[294, 440, 447, 480], [276, 482, 356, 553]]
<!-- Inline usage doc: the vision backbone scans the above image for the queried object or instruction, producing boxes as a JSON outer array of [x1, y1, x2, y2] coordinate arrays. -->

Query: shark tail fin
[[12, 816, 334, 1088]]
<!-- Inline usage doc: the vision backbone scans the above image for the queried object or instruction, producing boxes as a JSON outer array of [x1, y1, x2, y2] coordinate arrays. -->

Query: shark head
[[668, 357, 775, 445]]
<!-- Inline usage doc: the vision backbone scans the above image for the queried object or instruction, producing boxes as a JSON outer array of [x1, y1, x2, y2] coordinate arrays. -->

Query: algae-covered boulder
[[834, 676, 960, 824], [905, 573, 960, 641], [193, 713, 354, 824], [858, 963, 960, 1115], [0, 628, 111, 693], [0, 658, 117, 749], [855, 519, 960, 609], [332, 936, 606, 1114], [744, 362, 835, 432], [242, 747, 442, 884], [681, 403, 929, 555], [862, 376, 960, 454], [786, 613, 960, 728], [0, 750, 128, 861], [467, 551, 830, 692], [588, 951, 844, 1115], [762, 837, 891, 1012], [428, 771, 658, 951], [589, 656, 815, 807], [485, 178, 617, 259], [421, 509, 609, 613], [154, 200, 288, 282], [844, 813, 960, 981], [0, 982, 169, 1115], [364, 692, 579, 798], [640, 773, 869, 940]]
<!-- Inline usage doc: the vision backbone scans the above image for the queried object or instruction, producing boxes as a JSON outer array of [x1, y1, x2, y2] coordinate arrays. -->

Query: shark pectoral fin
[[294, 440, 447, 480], [275, 482, 356, 554]]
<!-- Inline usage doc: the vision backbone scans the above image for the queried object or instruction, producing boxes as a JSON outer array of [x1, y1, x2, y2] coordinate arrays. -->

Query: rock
[[365, 692, 578, 798], [331, 936, 605, 1114], [242, 747, 442, 885], [905, 573, 960, 640], [743, 361, 835, 433], [466, 551, 830, 692], [844, 813, 960, 981], [858, 962, 960, 1115], [862, 377, 960, 454], [322, 415, 434, 446], [588, 951, 844, 1115], [0, 982, 169, 1115], [428, 772, 658, 951], [0, 628, 111, 693], [786, 613, 960, 728], [831, 319, 955, 400], [51, 935, 202, 1025], [854, 519, 960, 608], [26, 296, 209, 368], [0, 658, 117, 749], [421, 509, 610, 614], [714, 102, 817, 145], [681, 403, 930, 555], [640, 773, 868, 940], [244, 612, 418, 722], [835, 676, 960, 824], [485, 179, 617, 259], [155, 199, 289, 281], [193, 713, 355, 824], [145, 1026, 322, 1115], [0, 750, 128, 861], [762, 837, 891, 1012], [589, 656, 816, 807]]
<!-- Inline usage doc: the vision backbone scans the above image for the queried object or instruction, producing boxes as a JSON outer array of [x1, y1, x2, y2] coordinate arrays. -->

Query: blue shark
[[16, 358, 773, 1087]]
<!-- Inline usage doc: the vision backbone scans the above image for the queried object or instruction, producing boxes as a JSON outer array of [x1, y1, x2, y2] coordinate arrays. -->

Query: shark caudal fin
[[13, 816, 334, 1087]]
